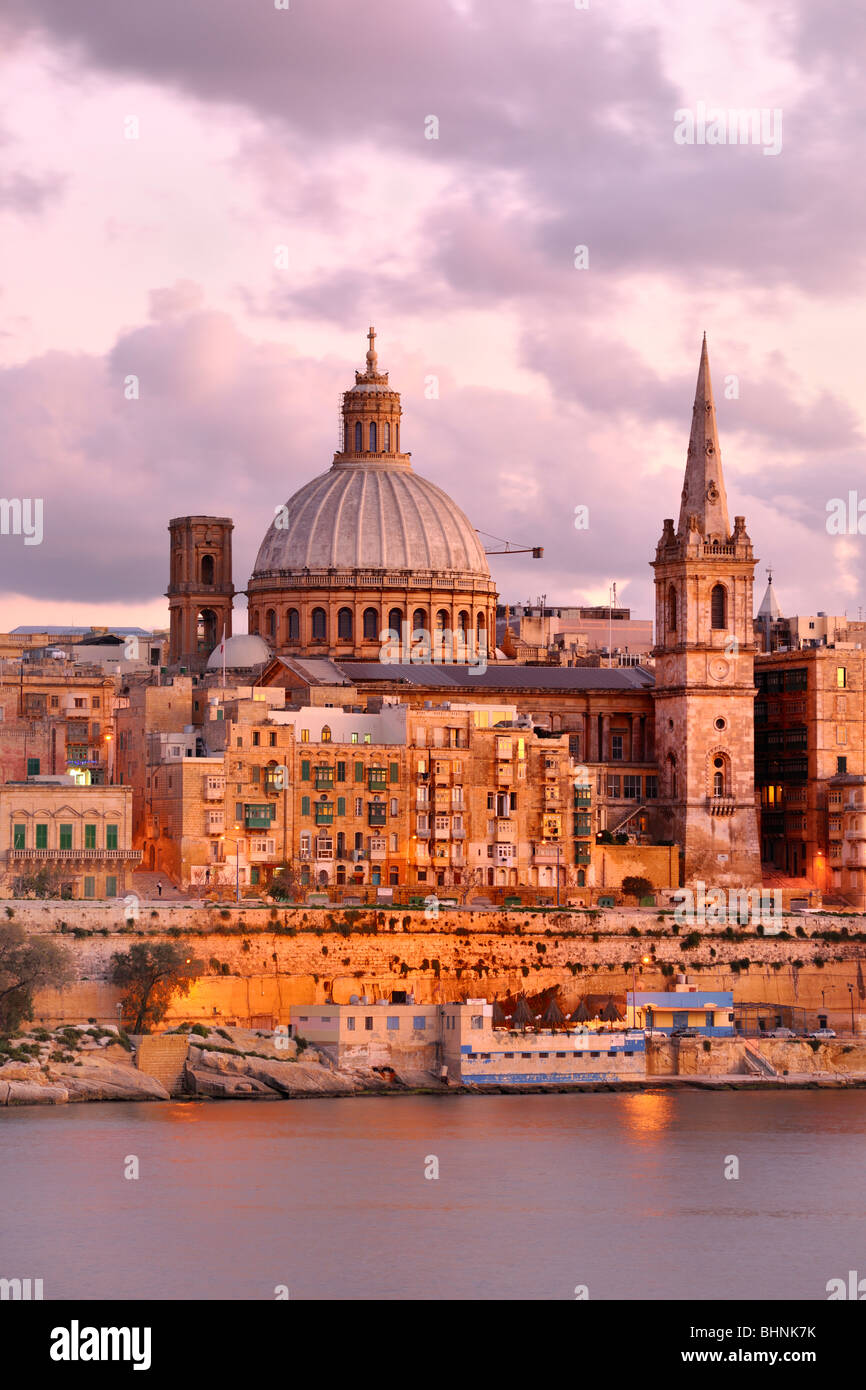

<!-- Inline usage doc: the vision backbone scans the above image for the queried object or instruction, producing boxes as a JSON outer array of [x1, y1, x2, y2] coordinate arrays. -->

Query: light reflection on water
[[1, 1091, 863, 1301]]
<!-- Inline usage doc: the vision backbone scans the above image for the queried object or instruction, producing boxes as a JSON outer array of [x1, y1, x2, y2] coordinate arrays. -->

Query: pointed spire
[[757, 570, 781, 621], [676, 335, 731, 542]]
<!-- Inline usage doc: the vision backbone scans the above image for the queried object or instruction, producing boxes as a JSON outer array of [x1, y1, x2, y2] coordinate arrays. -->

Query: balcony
[[532, 845, 563, 867], [496, 766, 513, 786], [574, 847, 591, 865], [10, 848, 140, 861], [415, 794, 429, 809], [203, 784, 225, 801], [433, 825, 450, 840], [708, 796, 736, 817], [414, 824, 431, 839]]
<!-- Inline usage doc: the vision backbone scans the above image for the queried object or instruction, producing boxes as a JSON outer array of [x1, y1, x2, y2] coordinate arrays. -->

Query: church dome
[[253, 463, 489, 578], [206, 633, 271, 669], [246, 328, 498, 661]]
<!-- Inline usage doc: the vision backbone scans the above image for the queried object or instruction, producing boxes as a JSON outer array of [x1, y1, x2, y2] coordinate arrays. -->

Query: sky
[[0, 0, 864, 633]]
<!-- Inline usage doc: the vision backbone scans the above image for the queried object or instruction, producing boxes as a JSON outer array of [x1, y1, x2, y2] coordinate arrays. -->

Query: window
[[606, 775, 621, 798], [13, 824, 25, 849], [301, 796, 311, 816], [337, 608, 353, 641], [645, 775, 658, 799], [412, 608, 426, 633], [363, 608, 378, 640], [384, 422, 391, 451], [711, 584, 727, 629], [389, 762, 399, 782], [387, 1016, 399, 1031], [624, 775, 641, 799], [837, 667, 847, 688], [58, 823, 72, 850], [668, 585, 677, 632], [837, 757, 847, 774], [369, 422, 377, 452], [266, 609, 276, 640], [354, 421, 363, 451], [611, 734, 624, 761], [705, 1012, 715, 1027], [311, 608, 327, 642], [364, 1016, 373, 1031], [301, 760, 311, 781], [105, 875, 117, 898], [83, 876, 95, 899], [471, 1015, 484, 1029], [84, 823, 96, 850], [288, 608, 300, 641], [253, 731, 260, 746], [354, 797, 363, 816], [27, 757, 40, 776]]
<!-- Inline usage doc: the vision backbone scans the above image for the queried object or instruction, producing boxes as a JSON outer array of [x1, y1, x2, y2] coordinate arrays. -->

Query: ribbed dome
[[253, 460, 490, 578], [206, 633, 271, 669]]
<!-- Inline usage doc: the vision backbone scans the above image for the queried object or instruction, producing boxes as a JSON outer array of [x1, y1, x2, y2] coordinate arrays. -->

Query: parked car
[[769, 1027, 796, 1038], [672, 1028, 698, 1038], [809, 1028, 837, 1039]]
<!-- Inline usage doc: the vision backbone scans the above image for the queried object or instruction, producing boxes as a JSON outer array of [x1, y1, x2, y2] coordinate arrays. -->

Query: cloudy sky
[[0, 0, 863, 633]]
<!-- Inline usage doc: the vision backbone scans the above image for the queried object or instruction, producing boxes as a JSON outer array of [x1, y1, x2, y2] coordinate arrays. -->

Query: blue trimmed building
[[628, 990, 735, 1037]]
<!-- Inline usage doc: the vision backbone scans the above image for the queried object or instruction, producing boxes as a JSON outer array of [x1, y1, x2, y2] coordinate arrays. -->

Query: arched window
[[354, 421, 362, 451], [476, 612, 486, 636], [711, 584, 727, 629], [384, 422, 391, 451], [457, 610, 469, 633], [577, 869, 586, 888], [713, 769, 724, 796], [412, 608, 427, 634], [363, 607, 378, 640], [396, 423, 400, 451], [388, 608, 402, 636], [369, 422, 377, 452], [287, 608, 300, 642], [266, 609, 276, 640], [249, 611, 259, 635], [322, 725, 332, 742], [712, 755, 728, 797], [196, 608, 218, 652], [337, 607, 353, 641], [311, 608, 327, 642], [435, 609, 449, 632], [668, 585, 677, 633], [200, 554, 215, 585]]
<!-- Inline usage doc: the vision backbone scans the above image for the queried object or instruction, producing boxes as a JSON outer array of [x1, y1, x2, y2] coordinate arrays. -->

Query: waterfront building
[[290, 998, 647, 1084], [627, 990, 735, 1036], [0, 775, 138, 898], [0, 658, 116, 785]]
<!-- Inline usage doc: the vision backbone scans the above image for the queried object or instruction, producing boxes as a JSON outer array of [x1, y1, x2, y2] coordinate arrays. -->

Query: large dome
[[253, 460, 490, 579], [206, 633, 271, 669]]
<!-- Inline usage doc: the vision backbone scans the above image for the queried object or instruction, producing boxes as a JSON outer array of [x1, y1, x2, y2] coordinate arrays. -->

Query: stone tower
[[167, 516, 234, 668], [651, 336, 761, 887]]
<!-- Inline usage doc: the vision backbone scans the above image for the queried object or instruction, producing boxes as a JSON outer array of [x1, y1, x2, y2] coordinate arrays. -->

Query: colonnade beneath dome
[[246, 585, 498, 662]]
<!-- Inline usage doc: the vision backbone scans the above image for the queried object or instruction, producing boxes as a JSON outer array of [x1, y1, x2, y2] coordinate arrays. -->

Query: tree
[[9, 865, 73, 899], [0, 922, 75, 1034], [110, 942, 197, 1034], [622, 875, 653, 903], [268, 865, 304, 902]]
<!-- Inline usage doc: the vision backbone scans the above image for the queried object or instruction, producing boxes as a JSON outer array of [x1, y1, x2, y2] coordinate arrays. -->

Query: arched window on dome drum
[[668, 585, 677, 634], [287, 608, 300, 642], [363, 607, 378, 640], [354, 421, 362, 451], [266, 609, 276, 640], [249, 612, 259, 636], [369, 422, 377, 452], [711, 583, 727, 630], [396, 423, 400, 451], [457, 611, 469, 633], [476, 612, 486, 635], [412, 608, 426, 634], [435, 609, 449, 632], [200, 554, 214, 585], [337, 608, 353, 641], [311, 608, 327, 642], [384, 422, 391, 451], [388, 608, 402, 636]]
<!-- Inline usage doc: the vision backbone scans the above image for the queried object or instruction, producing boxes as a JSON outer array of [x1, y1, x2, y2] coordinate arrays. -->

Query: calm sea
[[1, 1091, 863, 1300]]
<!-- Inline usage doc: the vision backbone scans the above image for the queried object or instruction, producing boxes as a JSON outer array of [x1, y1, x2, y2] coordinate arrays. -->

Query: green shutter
[[83, 876, 95, 899], [13, 824, 25, 849], [354, 761, 364, 782], [301, 796, 311, 816], [301, 760, 311, 781], [389, 762, 399, 782], [35, 823, 47, 849], [106, 824, 118, 850], [336, 761, 346, 782], [337, 797, 346, 816], [27, 757, 40, 776], [105, 876, 117, 898], [84, 823, 96, 849]]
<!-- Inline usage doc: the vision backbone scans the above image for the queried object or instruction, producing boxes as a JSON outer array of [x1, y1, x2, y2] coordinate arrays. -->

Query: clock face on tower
[[708, 656, 730, 682]]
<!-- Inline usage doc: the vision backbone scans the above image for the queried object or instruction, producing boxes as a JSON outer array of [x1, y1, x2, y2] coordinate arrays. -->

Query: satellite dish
[[349, 994, 360, 1004]]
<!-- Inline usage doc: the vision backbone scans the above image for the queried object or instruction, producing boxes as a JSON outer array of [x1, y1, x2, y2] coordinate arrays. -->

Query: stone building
[[0, 776, 138, 898], [754, 646, 866, 893], [651, 335, 761, 887], [166, 515, 234, 668], [0, 659, 116, 785]]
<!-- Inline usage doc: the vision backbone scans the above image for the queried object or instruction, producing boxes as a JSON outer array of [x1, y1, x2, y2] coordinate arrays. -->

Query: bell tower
[[651, 336, 761, 886], [167, 515, 234, 668]]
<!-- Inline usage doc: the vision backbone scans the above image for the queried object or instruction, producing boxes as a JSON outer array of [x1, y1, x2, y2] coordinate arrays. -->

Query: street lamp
[[219, 826, 242, 903]]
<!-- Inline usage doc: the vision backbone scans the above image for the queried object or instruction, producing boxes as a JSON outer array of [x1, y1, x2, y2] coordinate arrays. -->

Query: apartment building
[[0, 776, 138, 898], [0, 659, 116, 785]]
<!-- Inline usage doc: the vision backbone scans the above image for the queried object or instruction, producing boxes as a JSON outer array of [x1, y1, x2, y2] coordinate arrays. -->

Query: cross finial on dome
[[366, 325, 377, 372]]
